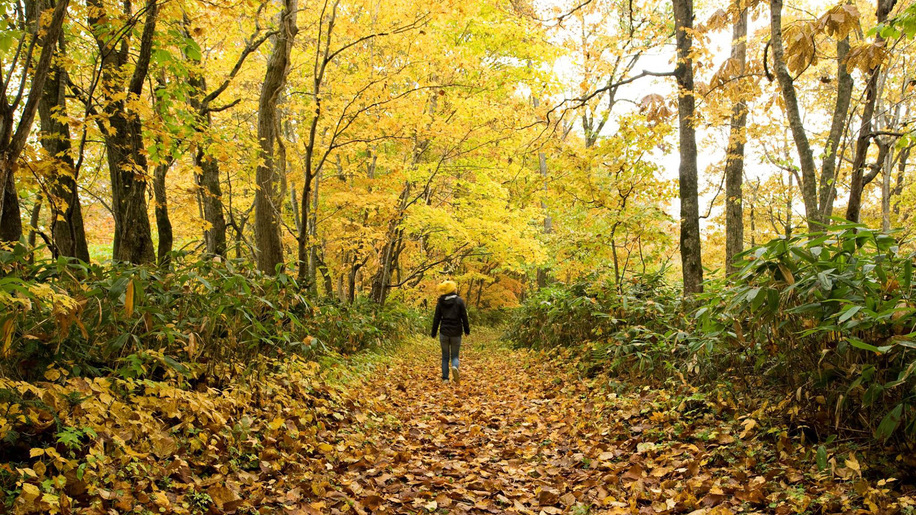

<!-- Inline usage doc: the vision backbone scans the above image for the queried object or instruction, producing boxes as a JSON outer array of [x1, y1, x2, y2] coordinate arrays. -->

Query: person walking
[[430, 280, 470, 384]]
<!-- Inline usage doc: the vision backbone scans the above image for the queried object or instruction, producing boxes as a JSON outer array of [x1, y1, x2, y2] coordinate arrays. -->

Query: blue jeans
[[439, 334, 461, 379]]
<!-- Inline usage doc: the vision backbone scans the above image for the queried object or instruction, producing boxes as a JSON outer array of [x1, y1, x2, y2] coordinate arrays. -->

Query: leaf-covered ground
[[315, 330, 913, 514], [3, 329, 914, 513]]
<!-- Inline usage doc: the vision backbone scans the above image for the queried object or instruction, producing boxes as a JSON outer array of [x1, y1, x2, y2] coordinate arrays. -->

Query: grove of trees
[[5, 1, 916, 512], [3, 0, 916, 301]]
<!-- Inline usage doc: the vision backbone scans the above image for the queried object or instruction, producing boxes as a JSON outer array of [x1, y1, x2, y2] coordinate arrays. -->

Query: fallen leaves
[[2, 330, 913, 513]]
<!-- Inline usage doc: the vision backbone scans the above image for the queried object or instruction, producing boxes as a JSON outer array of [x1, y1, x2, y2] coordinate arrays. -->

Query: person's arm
[[460, 300, 470, 335], [431, 301, 442, 337]]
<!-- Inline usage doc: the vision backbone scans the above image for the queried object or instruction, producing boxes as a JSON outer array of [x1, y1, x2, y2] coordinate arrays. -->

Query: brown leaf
[[207, 484, 243, 512]]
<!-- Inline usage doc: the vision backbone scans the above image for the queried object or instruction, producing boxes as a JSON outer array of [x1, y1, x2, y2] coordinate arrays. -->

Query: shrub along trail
[[315, 330, 912, 514]]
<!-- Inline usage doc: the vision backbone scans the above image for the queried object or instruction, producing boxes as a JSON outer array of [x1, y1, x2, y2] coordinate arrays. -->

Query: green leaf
[[875, 404, 904, 441], [903, 259, 912, 291], [838, 305, 861, 323], [816, 445, 827, 470], [185, 40, 202, 61], [846, 336, 879, 353]]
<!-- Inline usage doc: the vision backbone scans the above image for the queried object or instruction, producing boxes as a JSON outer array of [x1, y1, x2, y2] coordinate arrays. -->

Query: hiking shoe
[[450, 365, 460, 385]]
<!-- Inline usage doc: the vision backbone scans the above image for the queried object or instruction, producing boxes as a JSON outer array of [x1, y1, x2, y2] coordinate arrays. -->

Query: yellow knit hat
[[437, 280, 457, 295]]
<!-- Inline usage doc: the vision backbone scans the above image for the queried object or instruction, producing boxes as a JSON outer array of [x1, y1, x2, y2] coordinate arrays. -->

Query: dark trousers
[[439, 334, 461, 379]]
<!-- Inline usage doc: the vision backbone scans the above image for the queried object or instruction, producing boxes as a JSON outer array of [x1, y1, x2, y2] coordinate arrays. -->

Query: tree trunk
[[785, 171, 793, 238], [89, 0, 158, 264], [881, 141, 894, 232], [770, 0, 820, 232], [37, 29, 89, 262], [893, 146, 909, 216], [254, 0, 298, 274], [307, 170, 321, 291], [532, 98, 552, 288], [724, 2, 748, 276], [0, 0, 69, 244], [0, 172, 23, 242], [672, 0, 703, 295], [27, 196, 43, 256], [153, 162, 173, 267], [196, 147, 228, 256], [845, 0, 895, 223], [819, 37, 853, 221], [188, 71, 228, 257]]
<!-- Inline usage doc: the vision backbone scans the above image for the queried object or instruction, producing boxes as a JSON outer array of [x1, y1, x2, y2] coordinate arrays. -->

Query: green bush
[[505, 269, 687, 374], [695, 224, 916, 441], [467, 307, 511, 327], [0, 246, 420, 380], [508, 225, 916, 442]]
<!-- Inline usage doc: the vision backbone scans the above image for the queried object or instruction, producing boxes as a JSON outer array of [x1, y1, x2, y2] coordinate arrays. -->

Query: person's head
[[437, 280, 457, 296]]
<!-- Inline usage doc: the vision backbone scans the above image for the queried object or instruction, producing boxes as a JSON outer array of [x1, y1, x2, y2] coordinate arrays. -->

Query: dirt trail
[[319, 329, 642, 514]]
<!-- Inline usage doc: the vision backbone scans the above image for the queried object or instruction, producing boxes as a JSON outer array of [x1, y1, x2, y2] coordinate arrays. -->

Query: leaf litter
[[3, 330, 914, 513]]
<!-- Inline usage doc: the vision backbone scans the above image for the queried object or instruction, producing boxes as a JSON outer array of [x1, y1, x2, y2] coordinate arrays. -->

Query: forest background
[[3, 0, 916, 510]]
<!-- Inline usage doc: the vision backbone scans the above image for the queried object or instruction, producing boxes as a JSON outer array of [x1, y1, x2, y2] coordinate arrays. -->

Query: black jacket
[[431, 294, 470, 337]]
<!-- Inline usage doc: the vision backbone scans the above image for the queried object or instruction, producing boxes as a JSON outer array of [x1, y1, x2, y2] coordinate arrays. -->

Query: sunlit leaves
[[782, 21, 817, 75], [845, 41, 890, 74], [816, 4, 860, 40]]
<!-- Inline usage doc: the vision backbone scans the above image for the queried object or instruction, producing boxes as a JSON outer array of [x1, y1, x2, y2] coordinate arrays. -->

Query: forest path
[[319, 329, 650, 515]]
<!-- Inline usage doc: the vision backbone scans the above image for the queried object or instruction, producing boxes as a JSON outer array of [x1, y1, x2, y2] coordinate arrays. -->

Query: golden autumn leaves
[[701, 3, 887, 89]]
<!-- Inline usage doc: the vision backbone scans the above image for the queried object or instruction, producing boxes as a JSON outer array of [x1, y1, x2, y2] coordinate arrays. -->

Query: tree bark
[[819, 37, 853, 221], [187, 68, 228, 257], [153, 162, 173, 267], [845, 0, 896, 223], [307, 169, 321, 291], [37, 23, 89, 262], [770, 0, 820, 232], [893, 146, 909, 216], [881, 141, 894, 232], [255, 0, 298, 274], [27, 196, 43, 255], [196, 147, 228, 256], [0, 0, 69, 244], [672, 0, 703, 295], [532, 97, 552, 288], [89, 0, 158, 264], [724, 2, 748, 276]]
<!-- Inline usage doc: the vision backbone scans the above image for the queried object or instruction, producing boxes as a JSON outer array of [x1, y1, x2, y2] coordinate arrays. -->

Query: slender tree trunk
[[348, 262, 361, 304], [881, 141, 894, 232], [532, 98, 552, 288], [0, 169, 23, 242], [893, 146, 909, 216], [0, 0, 69, 244], [254, 0, 298, 274], [749, 179, 757, 247], [673, 0, 703, 295], [153, 162, 173, 267], [196, 147, 228, 256], [724, 2, 748, 276], [785, 172, 793, 238], [37, 22, 89, 261], [845, 0, 895, 223], [819, 37, 853, 221], [307, 170, 321, 291], [189, 73, 228, 258], [770, 0, 820, 231], [27, 196, 42, 254], [290, 183, 301, 233], [89, 0, 158, 264], [537, 146, 552, 289]]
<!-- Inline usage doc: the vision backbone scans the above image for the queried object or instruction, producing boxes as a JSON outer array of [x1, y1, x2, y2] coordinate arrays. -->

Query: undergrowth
[[507, 224, 916, 446], [0, 245, 422, 381]]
